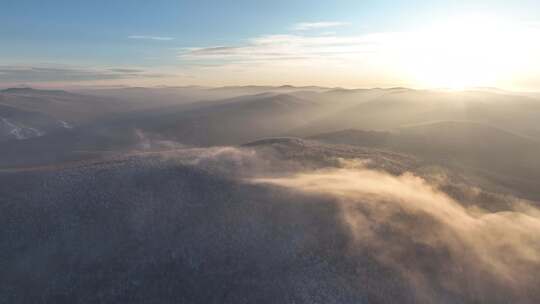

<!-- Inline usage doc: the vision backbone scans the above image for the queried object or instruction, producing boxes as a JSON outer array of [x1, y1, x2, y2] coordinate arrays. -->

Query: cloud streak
[[128, 35, 175, 41], [179, 34, 382, 65], [0, 65, 170, 83], [293, 21, 351, 31], [177, 19, 540, 89]]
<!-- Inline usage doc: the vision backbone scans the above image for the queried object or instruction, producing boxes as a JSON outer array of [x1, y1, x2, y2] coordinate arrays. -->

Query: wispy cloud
[[180, 18, 540, 69], [128, 35, 174, 41], [0, 65, 170, 83], [528, 21, 540, 28], [179, 33, 389, 65], [177, 18, 540, 88], [293, 21, 350, 31], [187, 46, 244, 56]]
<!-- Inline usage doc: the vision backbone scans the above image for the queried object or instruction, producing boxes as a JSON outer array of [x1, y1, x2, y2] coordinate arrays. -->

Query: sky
[[1, 0, 540, 90]]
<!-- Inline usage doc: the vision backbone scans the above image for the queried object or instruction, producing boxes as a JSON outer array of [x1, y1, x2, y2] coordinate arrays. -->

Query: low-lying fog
[[1, 86, 540, 303]]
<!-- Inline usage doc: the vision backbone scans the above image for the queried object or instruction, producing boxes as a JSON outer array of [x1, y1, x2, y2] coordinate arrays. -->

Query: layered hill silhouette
[[2, 85, 540, 303]]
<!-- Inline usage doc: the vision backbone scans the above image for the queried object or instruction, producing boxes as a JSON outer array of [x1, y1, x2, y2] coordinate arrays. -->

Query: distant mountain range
[[2, 85, 539, 163]]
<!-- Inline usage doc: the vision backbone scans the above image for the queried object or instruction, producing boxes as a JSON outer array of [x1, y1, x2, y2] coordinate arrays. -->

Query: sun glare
[[402, 15, 534, 90]]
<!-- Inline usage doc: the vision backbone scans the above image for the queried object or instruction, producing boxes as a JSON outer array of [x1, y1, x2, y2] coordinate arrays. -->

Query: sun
[[402, 15, 530, 90]]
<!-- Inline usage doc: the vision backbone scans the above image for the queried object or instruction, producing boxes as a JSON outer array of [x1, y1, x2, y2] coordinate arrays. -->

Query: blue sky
[[1, 0, 540, 89]]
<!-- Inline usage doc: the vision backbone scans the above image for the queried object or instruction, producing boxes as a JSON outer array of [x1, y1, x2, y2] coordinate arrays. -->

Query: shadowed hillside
[[2, 140, 539, 303]]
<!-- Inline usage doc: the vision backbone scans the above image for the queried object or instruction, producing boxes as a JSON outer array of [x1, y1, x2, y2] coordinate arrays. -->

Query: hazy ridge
[[2, 85, 540, 303]]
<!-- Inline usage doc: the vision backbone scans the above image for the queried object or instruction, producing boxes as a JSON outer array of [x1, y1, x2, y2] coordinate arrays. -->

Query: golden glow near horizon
[[170, 14, 540, 91], [11, 15, 539, 92]]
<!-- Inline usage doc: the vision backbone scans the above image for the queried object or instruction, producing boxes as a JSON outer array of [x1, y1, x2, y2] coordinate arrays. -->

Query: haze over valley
[[2, 85, 540, 303]]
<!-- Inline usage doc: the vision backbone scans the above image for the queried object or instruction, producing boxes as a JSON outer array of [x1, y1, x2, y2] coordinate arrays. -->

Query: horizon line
[[1, 84, 537, 95]]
